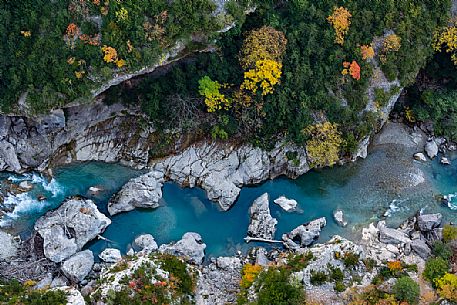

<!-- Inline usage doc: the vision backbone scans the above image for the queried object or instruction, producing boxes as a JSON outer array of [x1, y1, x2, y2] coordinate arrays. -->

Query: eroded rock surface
[[34, 197, 111, 262], [159, 232, 206, 264], [282, 217, 327, 249], [61, 250, 94, 283]]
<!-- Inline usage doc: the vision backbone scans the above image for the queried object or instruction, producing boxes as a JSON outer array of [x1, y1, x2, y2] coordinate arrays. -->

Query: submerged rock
[[333, 210, 348, 227], [425, 140, 438, 159], [34, 197, 111, 262], [159, 232, 206, 264], [440, 156, 451, 165], [247, 193, 277, 239], [99, 248, 122, 263], [108, 171, 164, 215], [417, 213, 442, 232], [273, 196, 297, 212], [61, 250, 94, 283], [134, 234, 158, 253], [282, 217, 326, 248]]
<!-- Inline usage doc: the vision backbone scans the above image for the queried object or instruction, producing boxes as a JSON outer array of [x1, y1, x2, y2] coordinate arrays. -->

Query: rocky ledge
[[109, 141, 309, 212]]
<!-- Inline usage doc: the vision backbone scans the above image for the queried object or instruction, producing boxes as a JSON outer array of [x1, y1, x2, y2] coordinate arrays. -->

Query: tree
[[433, 25, 457, 64], [360, 45, 375, 60], [392, 276, 420, 304], [239, 26, 287, 69], [327, 7, 352, 45], [198, 76, 230, 112], [241, 59, 282, 95], [303, 122, 343, 167]]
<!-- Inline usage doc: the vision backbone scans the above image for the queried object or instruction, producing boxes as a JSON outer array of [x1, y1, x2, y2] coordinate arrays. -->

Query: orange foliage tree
[[327, 7, 352, 45], [342, 61, 360, 80], [360, 44, 375, 60]]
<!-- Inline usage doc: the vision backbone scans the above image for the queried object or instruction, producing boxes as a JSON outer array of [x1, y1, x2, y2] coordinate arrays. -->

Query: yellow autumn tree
[[241, 59, 282, 95], [240, 26, 287, 69], [433, 25, 457, 64], [360, 44, 375, 60], [240, 264, 262, 289], [303, 122, 343, 167], [383, 34, 401, 52], [101, 45, 118, 63], [435, 273, 457, 302], [327, 7, 352, 45]]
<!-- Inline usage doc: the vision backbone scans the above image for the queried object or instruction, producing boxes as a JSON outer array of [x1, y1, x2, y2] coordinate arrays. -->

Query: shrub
[[159, 254, 194, 295], [432, 241, 453, 261], [342, 252, 360, 269], [256, 268, 306, 305], [0, 279, 67, 305], [443, 224, 457, 243], [435, 273, 457, 302], [303, 122, 343, 168], [423, 257, 449, 286], [392, 276, 420, 305], [329, 265, 344, 282], [334, 281, 346, 292], [287, 252, 314, 272], [310, 270, 328, 285]]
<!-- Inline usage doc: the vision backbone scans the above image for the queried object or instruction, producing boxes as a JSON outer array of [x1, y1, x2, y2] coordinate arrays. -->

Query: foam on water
[[444, 193, 457, 210]]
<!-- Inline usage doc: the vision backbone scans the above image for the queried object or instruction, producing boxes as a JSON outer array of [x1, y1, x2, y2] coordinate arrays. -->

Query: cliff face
[[0, 101, 151, 172]]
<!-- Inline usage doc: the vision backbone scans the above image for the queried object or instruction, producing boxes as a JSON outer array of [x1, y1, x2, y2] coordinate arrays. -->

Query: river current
[[0, 141, 456, 259]]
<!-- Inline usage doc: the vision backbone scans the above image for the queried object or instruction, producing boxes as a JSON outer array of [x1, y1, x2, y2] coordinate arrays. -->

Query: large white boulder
[[159, 232, 206, 264], [61, 250, 94, 283], [247, 193, 277, 239], [34, 197, 111, 262], [273, 196, 297, 212]]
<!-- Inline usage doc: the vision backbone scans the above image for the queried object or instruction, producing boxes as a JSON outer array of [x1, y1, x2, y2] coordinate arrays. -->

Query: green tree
[[392, 276, 420, 305]]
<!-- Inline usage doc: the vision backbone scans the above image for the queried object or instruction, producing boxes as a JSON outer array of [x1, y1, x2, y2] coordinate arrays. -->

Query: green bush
[[310, 270, 328, 286], [392, 276, 420, 305], [159, 254, 194, 295], [0, 279, 67, 305], [329, 265, 344, 282], [443, 224, 457, 243], [286, 252, 314, 272], [334, 281, 346, 292], [423, 257, 449, 286], [432, 241, 453, 261], [343, 252, 360, 269], [255, 268, 306, 305]]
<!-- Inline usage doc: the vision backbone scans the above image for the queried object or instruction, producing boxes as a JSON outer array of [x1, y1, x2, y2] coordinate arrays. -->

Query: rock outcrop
[[112, 141, 309, 212], [0, 230, 18, 261], [282, 217, 327, 249], [378, 221, 411, 245], [425, 140, 439, 159], [247, 193, 277, 239], [99, 248, 122, 263], [108, 171, 164, 215], [34, 197, 111, 262], [273, 196, 298, 212], [417, 213, 442, 232], [134, 234, 158, 253], [195, 256, 243, 305], [159, 232, 206, 264], [61, 250, 94, 283]]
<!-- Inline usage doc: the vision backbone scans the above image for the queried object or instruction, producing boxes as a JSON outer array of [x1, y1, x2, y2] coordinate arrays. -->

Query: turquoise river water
[[0, 147, 456, 260]]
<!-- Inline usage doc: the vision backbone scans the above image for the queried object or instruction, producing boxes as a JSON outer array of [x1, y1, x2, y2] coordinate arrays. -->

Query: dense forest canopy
[[1, 0, 456, 165]]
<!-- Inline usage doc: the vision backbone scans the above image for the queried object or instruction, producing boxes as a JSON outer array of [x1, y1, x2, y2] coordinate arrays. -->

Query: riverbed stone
[[247, 193, 277, 239], [282, 217, 327, 248], [418, 213, 442, 232], [273, 196, 298, 211], [159, 232, 206, 264], [425, 140, 438, 159], [108, 171, 164, 215], [99, 248, 122, 263], [61, 250, 94, 283], [34, 197, 111, 262], [134, 234, 158, 253]]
